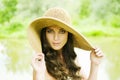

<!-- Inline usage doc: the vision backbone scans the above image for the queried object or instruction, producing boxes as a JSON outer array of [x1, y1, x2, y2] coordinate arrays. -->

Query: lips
[[53, 42, 60, 46]]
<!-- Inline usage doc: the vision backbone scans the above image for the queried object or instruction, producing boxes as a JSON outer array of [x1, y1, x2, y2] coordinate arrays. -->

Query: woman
[[28, 7, 104, 80]]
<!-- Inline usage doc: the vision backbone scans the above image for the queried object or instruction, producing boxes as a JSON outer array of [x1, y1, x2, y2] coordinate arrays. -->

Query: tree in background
[[0, 0, 17, 24], [0, 0, 120, 37]]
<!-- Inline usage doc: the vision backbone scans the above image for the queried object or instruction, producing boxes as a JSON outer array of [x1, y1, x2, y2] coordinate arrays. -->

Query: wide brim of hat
[[27, 17, 94, 53]]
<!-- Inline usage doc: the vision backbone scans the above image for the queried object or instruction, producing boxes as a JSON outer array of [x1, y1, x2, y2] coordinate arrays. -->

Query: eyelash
[[46, 29, 66, 34], [60, 30, 66, 34], [46, 29, 53, 33]]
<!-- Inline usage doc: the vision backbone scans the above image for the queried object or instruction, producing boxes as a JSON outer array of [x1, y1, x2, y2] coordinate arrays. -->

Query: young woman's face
[[46, 25, 68, 50]]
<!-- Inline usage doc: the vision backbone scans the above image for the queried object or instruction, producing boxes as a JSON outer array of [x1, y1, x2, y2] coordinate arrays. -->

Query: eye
[[46, 28, 53, 33], [59, 29, 66, 34]]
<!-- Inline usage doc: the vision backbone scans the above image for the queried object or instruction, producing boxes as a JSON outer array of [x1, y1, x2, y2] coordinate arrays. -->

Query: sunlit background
[[0, 0, 120, 80]]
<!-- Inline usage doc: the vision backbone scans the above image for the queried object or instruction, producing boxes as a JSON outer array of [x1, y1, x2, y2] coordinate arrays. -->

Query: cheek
[[61, 34, 68, 44], [46, 34, 52, 44]]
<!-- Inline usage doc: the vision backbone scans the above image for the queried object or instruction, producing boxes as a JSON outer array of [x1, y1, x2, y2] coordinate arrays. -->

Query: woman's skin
[[31, 25, 104, 80], [46, 26, 68, 51]]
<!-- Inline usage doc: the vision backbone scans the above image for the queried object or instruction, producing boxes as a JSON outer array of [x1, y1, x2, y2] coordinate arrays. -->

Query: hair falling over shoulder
[[40, 28, 82, 80]]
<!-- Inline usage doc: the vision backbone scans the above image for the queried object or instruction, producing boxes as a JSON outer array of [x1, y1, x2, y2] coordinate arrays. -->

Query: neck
[[57, 49, 66, 65], [56, 49, 62, 54], [56, 49, 63, 59]]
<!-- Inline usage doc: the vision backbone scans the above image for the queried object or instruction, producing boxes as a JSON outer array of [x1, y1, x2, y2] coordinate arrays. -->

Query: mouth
[[53, 42, 60, 46]]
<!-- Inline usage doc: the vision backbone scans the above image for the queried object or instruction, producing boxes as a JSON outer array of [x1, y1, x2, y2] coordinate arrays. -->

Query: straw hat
[[27, 7, 94, 53]]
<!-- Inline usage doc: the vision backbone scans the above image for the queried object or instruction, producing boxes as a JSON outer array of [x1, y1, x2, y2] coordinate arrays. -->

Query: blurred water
[[0, 39, 110, 80]]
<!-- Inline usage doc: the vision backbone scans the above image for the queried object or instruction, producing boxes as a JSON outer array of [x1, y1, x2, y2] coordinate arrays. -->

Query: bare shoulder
[[74, 48, 91, 79]]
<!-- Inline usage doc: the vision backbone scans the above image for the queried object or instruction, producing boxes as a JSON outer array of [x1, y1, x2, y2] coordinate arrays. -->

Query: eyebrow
[[59, 28, 66, 31], [46, 26, 64, 30]]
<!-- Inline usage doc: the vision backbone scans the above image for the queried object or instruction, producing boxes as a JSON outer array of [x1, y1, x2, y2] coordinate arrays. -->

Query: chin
[[52, 47, 62, 51]]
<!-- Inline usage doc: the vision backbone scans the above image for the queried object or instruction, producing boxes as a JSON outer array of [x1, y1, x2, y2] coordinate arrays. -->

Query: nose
[[54, 33, 59, 41]]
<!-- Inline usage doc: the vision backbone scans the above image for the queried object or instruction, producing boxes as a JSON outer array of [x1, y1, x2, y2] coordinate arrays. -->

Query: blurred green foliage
[[110, 15, 120, 28], [79, 0, 91, 19], [0, 22, 25, 38], [0, 0, 120, 38], [0, 0, 17, 23]]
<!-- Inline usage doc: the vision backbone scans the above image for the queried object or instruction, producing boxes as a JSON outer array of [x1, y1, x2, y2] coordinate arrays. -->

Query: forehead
[[47, 25, 64, 30]]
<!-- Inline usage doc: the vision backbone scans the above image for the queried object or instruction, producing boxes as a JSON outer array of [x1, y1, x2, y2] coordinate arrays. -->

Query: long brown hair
[[40, 27, 81, 80]]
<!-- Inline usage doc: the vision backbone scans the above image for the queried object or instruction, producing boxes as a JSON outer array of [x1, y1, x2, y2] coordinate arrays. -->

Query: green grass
[[80, 26, 120, 37]]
